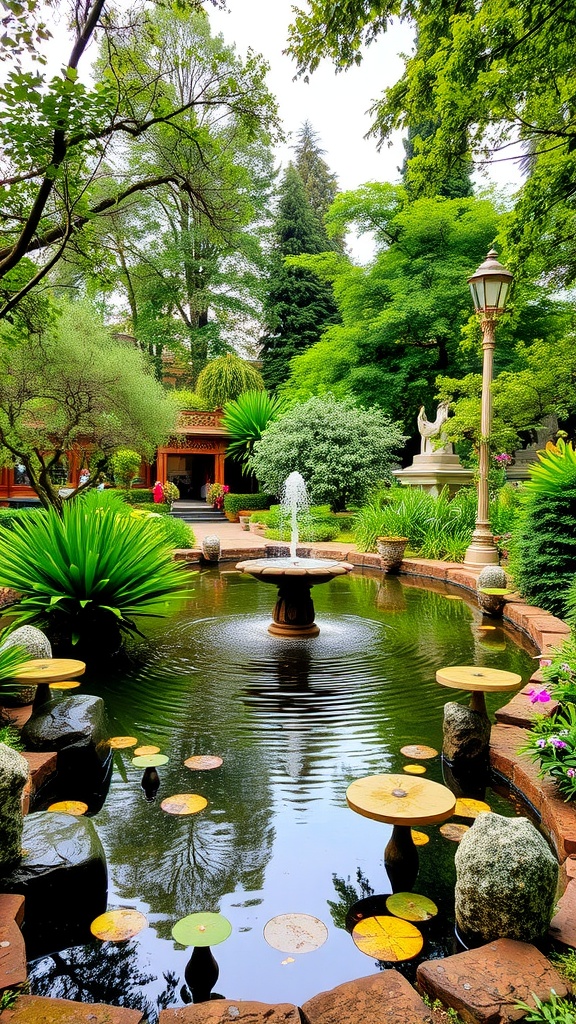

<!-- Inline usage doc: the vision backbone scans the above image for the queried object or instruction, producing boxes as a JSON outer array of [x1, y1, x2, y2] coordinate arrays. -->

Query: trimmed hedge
[[0, 507, 43, 530], [223, 492, 274, 522], [251, 504, 344, 542]]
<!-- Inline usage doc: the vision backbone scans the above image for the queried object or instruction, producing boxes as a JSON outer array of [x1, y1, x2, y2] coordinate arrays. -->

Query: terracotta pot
[[376, 536, 408, 573]]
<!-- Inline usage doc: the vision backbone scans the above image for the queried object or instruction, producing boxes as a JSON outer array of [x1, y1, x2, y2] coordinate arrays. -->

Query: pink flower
[[539, 659, 552, 667], [527, 688, 552, 704], [567, 768, 576, 778]]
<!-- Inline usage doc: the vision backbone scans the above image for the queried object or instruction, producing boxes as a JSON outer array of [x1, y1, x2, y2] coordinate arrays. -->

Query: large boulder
[[22, 694, 112, 808], [0, 744, 28, 870], [0, 811, 107, 957], [455, 812, 558, 944], [0, 625, 52, 659], [443, 701, 491, 764]]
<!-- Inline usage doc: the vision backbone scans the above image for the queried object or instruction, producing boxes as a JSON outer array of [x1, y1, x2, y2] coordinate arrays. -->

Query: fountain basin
[[236, 558, 353, 637]]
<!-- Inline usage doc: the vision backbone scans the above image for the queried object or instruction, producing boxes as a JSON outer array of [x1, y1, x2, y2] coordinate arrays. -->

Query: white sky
[[209, 1, 413, 193], [208, 1, 521, 261]]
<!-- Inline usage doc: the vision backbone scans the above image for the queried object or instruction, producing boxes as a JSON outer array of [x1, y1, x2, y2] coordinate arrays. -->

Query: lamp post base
[[463, 526, 499, 568]]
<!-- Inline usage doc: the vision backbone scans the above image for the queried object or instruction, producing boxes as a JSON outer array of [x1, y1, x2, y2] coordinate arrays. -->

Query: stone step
[[549, 876, 576, 948], [417, 938, 570, 1024], [159, 1002, 300, 1023], [301, 971, 433, 1024], [0, 995, 146, 1022], [0, 894, 26, 993]]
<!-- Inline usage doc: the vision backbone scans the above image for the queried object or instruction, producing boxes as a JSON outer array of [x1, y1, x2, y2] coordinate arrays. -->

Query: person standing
[[153, 480, 164, 504]]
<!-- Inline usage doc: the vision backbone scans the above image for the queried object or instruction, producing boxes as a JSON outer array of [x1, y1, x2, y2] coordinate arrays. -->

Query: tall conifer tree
[[260, 164, 339, 392]]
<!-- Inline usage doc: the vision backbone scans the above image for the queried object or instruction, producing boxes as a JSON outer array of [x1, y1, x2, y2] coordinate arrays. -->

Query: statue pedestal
[[393, 454, 474, 497]]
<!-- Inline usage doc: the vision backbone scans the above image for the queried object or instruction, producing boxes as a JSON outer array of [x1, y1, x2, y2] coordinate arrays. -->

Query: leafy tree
[[0, 301, 177, 511], [260, 164, 340, 391], [436, 330, 576, 454], [282, 186, 503, 434], [196, 353, 264, 408], [249, 395, 405, 511], [0, 0, 279, 324], [67, 9, 277, 378], [286, 0, 576, 286]]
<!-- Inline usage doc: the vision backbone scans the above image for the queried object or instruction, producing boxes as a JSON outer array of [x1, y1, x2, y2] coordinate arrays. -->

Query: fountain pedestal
[[236, 558, 353, 638]]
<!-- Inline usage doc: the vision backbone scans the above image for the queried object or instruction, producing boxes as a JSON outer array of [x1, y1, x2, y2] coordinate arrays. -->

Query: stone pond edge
[[1, 550, 575, 1022]]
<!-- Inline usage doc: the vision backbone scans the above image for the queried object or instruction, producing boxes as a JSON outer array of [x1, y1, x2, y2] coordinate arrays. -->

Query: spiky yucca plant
[[221, 390, 287, 465], [0, 492, 194, 645]]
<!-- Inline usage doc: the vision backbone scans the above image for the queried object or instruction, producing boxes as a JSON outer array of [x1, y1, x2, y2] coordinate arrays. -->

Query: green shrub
[[264, 522, 341, 543], [253, 503, 344, 542], [110, 449, 142, 488], [115, 488, 154, 505], [510, 440, 576, 617], [223, 492, 274, 520], [0, 490, 194, 645], [249, 395, 405, 511]]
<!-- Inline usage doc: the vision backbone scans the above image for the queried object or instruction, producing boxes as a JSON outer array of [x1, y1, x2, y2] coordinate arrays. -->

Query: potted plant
[[376, 536, 408, 573]]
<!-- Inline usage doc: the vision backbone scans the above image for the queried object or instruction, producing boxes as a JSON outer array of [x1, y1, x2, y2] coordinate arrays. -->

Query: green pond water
[[29, 567, 537, 1019]]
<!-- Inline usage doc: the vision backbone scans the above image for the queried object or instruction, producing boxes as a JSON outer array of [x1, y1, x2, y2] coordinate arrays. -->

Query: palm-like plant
[[221, 390, 287, 465], [0, 637, 33, 704], [0, 492, 194, 645]]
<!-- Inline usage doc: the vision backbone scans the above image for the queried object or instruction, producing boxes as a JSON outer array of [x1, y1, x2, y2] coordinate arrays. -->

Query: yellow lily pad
[[49, 680, 81, 691], [134, 745, 161, 757], [108, 736, 138, 750], [439, 822, 470, 842], [90, 908, 148, 942], [403, 764, 426, 775], [411, 830, 430, 846], [47, 800, 88, 816], [184, 755, 223, 771], [454, 797, 491, 819], [400, 744, 438, 760], [352, 915, 423, 961], [386, 892, 438, 922], [263, 914, 328, 954], [160, 793, 208, 816]]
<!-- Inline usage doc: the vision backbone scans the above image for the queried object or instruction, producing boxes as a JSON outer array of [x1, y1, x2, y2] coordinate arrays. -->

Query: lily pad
[[403, 764, 426, 775], [439, 822, 470, 842], [184, 755, 223, 771], [172, 912, 232, 948], [49, 680, 81, 691], [454, 797, 491, 819], [263, 914, 328, 954], [134, 745, 161, 757], [108, 736, 138, 750], [410, 830, 430, 846], [386, 893, 438, 922], [47, 800, 88, 816], [91, 908, 148, 942], [160, 793, 208, 815], [399, 744, 438, 760], [352, 915, 423, 961], [132, 754, 169, 768]]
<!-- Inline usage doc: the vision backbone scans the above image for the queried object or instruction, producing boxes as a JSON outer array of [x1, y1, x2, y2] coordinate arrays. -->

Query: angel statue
[[417, 401, 452, 455]]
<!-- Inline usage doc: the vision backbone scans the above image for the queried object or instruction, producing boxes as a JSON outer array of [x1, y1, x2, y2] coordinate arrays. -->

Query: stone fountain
[[236, 472, 352, 637]]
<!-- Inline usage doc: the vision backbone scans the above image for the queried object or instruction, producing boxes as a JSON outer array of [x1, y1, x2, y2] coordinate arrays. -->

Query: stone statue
[[417, 401, 452, 455]]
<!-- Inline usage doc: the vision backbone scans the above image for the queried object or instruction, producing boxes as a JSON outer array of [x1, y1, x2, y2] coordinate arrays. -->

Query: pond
[[29, 568, 537, 1020]]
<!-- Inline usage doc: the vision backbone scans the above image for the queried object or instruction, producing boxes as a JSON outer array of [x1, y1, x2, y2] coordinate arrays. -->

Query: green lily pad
[[132, 754, 169, 767], [386, 892, 438, 922], [479, 588, 511, 595], [172, 912, 232, 947]]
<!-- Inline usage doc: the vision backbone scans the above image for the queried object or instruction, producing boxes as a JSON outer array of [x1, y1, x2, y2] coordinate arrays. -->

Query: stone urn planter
[[376, 536, 408, 573], [478, 588, 512, 617], [238, 515, 251, 531]]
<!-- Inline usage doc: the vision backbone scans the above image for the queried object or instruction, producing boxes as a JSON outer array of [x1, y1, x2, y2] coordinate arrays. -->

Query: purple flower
[[550, 738, 568, 749], [567, 768, 576, 778], [527, 688, 552, 704], [561, 663, 572, 673], [537, 738, 547, 748]]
